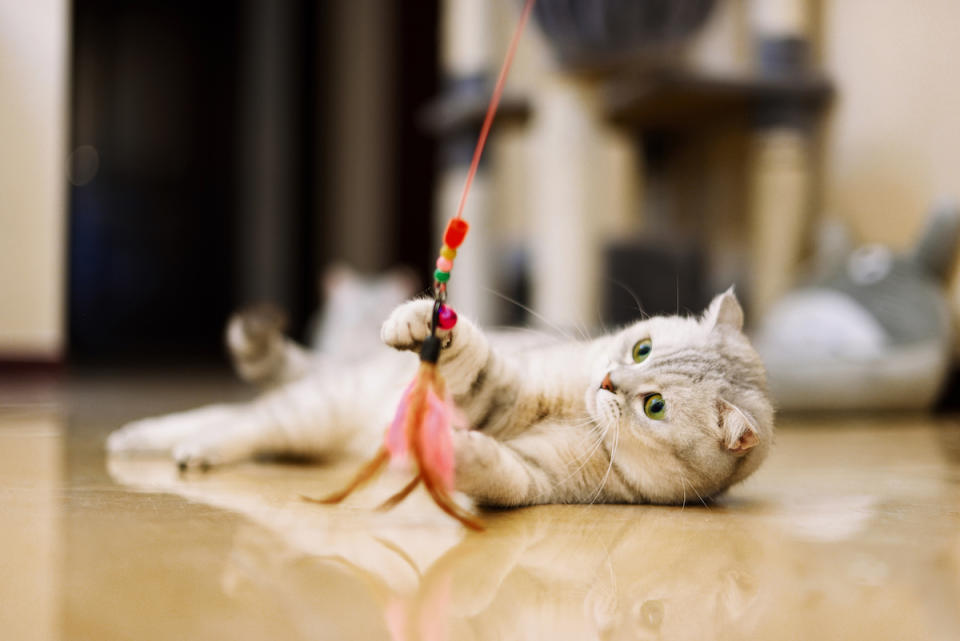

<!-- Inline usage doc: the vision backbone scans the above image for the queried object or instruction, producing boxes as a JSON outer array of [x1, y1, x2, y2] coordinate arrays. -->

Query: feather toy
[[305, 0, 536, 530]]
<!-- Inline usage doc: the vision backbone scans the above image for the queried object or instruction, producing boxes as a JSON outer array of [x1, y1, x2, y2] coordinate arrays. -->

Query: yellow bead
[[440, 245, 457, 260]]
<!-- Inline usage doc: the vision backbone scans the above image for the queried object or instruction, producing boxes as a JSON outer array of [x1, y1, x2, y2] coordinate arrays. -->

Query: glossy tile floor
[[2, 371, 960, 641]]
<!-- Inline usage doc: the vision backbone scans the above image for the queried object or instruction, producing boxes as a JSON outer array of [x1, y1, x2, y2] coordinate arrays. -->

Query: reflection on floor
[[1, 372, 960, 640]]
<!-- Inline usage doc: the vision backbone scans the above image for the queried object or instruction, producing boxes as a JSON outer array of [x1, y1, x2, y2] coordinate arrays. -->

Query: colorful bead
[[437, 304, 458, 329], [443, 218, 469, 249], [434, 269, 450, 282], [436, 256, 453, 272], [440, 245, 456, 260]]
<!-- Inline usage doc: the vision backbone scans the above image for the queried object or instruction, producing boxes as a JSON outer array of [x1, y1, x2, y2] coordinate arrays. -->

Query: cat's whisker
[[595, 305, 610, 335], [561, 423, 606, 472], [607, 276, 648, 320], [556, 417, 603, 432], [535, 418, 600, 447], [571, 319, 591, 342], [545, 417, 610, 497], [566, 427, 612, 466], [481, 287, 575, 341], [571, 423, 607, 462], [550, 413, 601, 432], [590, 425, 618, 505], [690, 480, 709, 510], [552, 430, 601, 459], [589, 418, 620, 505], [569, 429, 605, 449], [507, 325, 570, 343], [681, 471, 709, 510], [675, 272, 680, 315]]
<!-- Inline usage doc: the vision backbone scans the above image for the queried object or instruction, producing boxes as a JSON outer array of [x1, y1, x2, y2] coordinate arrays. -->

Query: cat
[[107, 288, 774, 507], [226, 264, 417, 387]]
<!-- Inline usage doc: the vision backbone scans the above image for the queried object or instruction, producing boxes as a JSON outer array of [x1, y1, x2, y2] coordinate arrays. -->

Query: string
[[452, 0, 536, 221]]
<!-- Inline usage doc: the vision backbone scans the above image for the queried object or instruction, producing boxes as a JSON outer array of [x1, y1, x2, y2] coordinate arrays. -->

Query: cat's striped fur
[[107, 290, 774, 507]]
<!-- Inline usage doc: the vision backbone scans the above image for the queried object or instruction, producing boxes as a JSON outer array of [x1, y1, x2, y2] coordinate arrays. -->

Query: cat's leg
[[169, 376, 383, 469], [108, 374, 385, 469], [226, 304, 317, 388], [451, 427, 594, 507], [380, 299, 522, 431], [107, 404, 241, 454]]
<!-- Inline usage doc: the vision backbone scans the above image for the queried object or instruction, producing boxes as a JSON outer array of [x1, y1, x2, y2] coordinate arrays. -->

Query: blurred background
[[3, 0, 960, 411]]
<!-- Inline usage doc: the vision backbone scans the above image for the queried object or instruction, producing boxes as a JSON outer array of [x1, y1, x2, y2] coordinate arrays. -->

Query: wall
[[0, 0, 69, 359], [822, 0, 960, 250]]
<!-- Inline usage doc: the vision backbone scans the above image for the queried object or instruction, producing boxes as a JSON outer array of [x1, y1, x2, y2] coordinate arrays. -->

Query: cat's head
[[585, 289, 774, 504]]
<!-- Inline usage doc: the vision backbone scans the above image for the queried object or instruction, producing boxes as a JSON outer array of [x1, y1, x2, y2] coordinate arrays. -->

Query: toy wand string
[[305, 0, 537, 530]]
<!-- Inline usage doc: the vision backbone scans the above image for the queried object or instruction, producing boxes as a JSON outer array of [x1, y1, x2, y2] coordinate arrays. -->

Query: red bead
[[437, 304, 458, 330], [443, 219, 469, 249]]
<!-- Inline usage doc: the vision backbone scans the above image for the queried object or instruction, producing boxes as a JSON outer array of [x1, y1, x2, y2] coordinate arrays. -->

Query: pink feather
[[385, 382, 415, 459], [418, 387, 455, 491], [385, 381, 456, 491]]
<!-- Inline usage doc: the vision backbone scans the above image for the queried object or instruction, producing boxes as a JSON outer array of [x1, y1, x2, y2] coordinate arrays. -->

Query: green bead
[[434, 269, 450, 283]]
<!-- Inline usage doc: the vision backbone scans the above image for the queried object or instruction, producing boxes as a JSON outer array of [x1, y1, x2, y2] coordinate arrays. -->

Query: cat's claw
[[177, 459, 211, 473], [171, 422, 259, 471], [172, 441, 225, 471], [381, 299, 451, 352]]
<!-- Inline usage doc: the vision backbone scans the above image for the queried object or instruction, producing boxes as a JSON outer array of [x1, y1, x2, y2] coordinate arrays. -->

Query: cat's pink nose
[[600, 373, 616, 393]]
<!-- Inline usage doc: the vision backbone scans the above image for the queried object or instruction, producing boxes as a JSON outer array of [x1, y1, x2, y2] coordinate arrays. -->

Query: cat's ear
[[321, 263, 358, 296], [383, 266, 418, 298], [703, 287, 743, 332], [718, 399, 759, 455]]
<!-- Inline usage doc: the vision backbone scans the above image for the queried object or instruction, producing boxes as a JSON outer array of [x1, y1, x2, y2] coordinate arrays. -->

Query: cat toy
[[306, 0, 537, 530]]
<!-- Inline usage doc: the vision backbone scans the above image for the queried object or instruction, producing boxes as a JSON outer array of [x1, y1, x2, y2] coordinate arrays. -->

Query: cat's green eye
[[643, 393, 666, 420], [632, 338, 652, 363]]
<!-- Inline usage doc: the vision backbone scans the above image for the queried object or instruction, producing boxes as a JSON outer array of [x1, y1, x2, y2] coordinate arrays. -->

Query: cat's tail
[[225, 304, 315, 388]]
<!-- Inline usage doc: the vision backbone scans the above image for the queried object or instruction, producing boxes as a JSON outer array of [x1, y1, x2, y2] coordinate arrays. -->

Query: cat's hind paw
[[172, 439, 229, 472], [170, 414, 262, 471], [226, 304, 288, 383], [106, 422, 157, 454], [381, 298, 449, 352], [106, 404, 237, 456], [107, 417, 190, 454]]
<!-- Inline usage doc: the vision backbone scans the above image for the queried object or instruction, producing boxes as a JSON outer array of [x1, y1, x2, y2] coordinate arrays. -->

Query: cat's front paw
[[381, 299, 452, 352]]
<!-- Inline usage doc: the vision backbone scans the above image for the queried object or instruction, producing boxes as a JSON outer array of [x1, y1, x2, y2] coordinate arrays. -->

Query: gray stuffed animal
[[754, 204, 960, 411]]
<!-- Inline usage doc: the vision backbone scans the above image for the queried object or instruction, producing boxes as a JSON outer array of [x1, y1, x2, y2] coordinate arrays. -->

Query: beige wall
[[0, 0, 69, 359], [822, 0, 960, 249]]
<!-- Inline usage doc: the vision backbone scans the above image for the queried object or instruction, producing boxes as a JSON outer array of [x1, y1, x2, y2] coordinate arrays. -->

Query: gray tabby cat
[[107, 289, 774, 507]]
